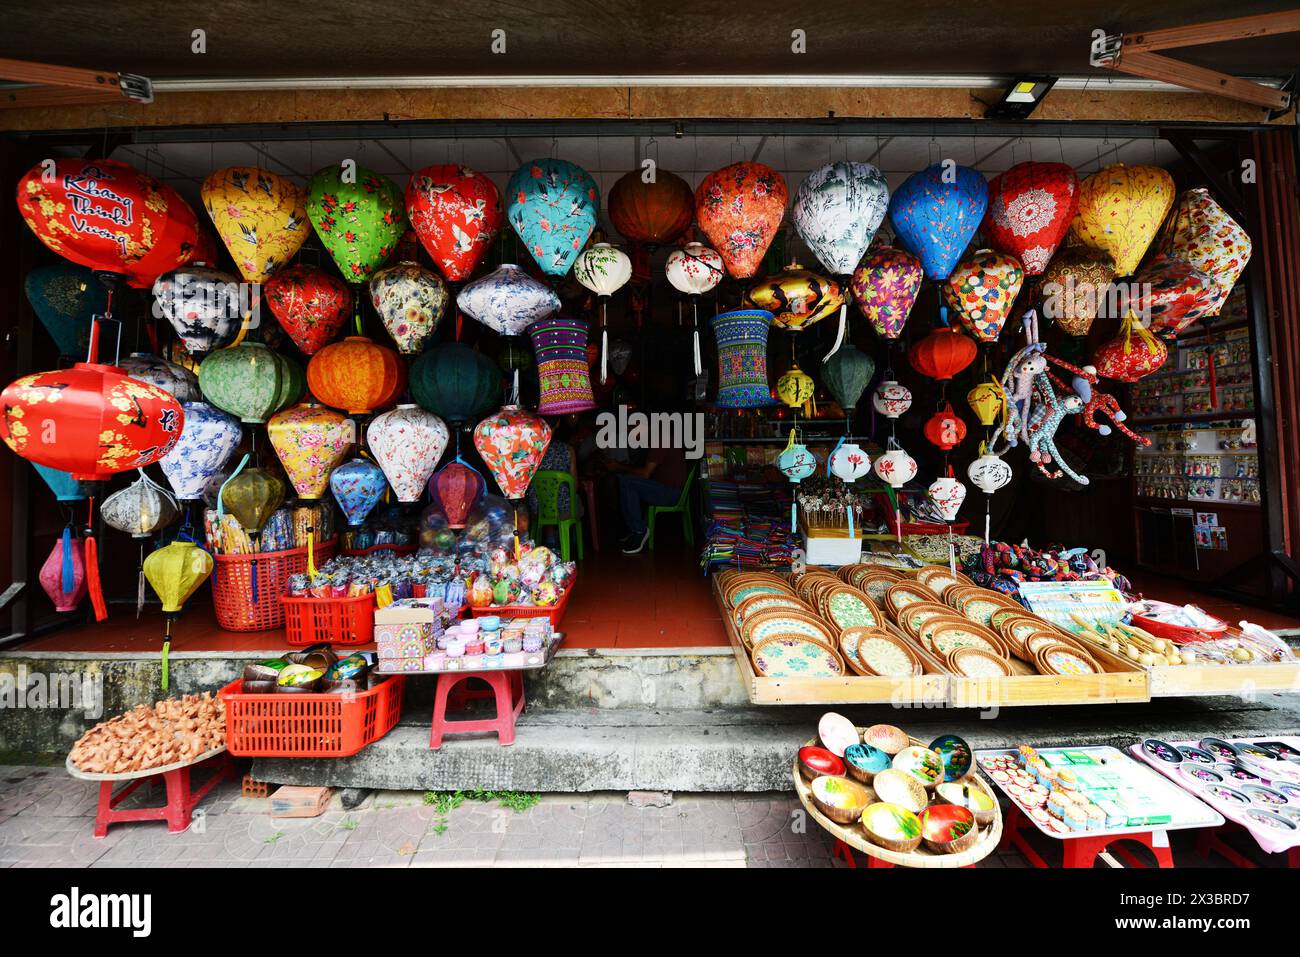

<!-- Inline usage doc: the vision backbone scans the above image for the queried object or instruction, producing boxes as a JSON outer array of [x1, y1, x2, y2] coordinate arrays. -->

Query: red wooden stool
[[430, 670, 525, 748], [89, 751, 233, 839], [1001, 804, 1174, 869], [831, 837, 978, 868]]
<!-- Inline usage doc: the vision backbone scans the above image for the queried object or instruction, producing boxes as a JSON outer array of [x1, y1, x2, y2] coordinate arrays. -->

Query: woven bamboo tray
[[66, 744, 227, 782], [792, 732, 1003, 868]]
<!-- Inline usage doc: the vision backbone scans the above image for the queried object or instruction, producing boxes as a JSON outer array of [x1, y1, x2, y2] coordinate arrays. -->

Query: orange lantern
[[924, 403, 968, 450], [306, 336, 405, 414], [909, 323, 977, 382], [608, 168, 694, 246]]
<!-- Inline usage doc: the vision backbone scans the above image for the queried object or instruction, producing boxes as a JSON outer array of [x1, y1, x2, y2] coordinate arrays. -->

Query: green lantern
[[274, 353, 306, 413], [410, 343, 500, 427], [307, 164, 406, 280], [199, 342, 293, 424], [220, 466, 285, 535], [822, 343, 876, 414]]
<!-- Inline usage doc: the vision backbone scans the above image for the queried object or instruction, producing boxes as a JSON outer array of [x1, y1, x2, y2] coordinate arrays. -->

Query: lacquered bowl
[[936, 780, 996, 827], [920, 803, 979, 855], [893, 745, 945, 790], [818, 712, 861, 757], [843, 742, 892, 784], [810, 774, 873, 825], [864, 723, 909, 755], [799, 746, 846, 781], [871, 768, 927, 814], [929, 734, 973, 782], [860, 801, 923, 853]]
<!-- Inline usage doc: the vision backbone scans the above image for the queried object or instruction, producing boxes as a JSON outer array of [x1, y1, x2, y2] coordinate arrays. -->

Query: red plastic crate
[[340, 543, 418, 557], [281, 592, 376, 646], [212, 538, 338, 632], [219, 675, 405, 758], [469, 579, 573, 627]]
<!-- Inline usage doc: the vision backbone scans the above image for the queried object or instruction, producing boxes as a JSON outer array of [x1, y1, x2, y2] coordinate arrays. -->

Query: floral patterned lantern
[[119, 352, 200, 403], [872, 380, 912, 419], [161, 401, 241, 500], [307, 164, 406, 280], [101, 471, 180, 538], [822, 345, 875, 414], [944, 249, 1025, 342], [529, 316, 596, 415], [368, 405, 449, 502], [666, 242, 725, 376], [405, 164, 504, 282], [608, 168, 694, 246], [923, 403, 968, 450], [829, 440, 872, 483], [793, 161, 890, 276], [873, 437, 918, 489], [1038, 247, 1115, 337], [695, 162, 788, 279], [330, 457, 387, 526], [967, 379, 1007, 428], [850, 247, 924, 340], [1092, 314, 1169, 383], [428, 460, 486, 528], [40, 531, 86, 612], [747, 262, 843, 333], [152, 264, 247, 355], [264, 264, 352, 355], [927, 471, 967, 522], [34, 464, 90, 503], [369, 261, 449, 354], [24, 263, 106, 358], [982, 162, 1080, 275], [1069, 164, 1175, 277], [201, 167, 309, 282], [1157, 187, 1252, 317], [1131, 254, 1219, 339], [473, 405, 553, 500], [909, 315, 978, 381], [267, 402, 354, 500], [410, 343, 500, 425], [306, 336, 405, 415], [888, 163, 989, 281], [199, 342, 294, 423], [506, 159, 600, 277], [711, 309, 774, 409], [220, 466, 285, 535], [457, 264, 561, 336]]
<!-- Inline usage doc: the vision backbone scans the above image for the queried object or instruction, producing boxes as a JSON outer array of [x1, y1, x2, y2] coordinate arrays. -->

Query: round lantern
[[822, 344, 875, 414], [144, 541, 213, 614], [711, 309, 774, 409], [472, 405, 553, 500], [1069, 164, 1175, 277], [0, 364, 183, 481], [850, 247, 924, 340], [872, 380, 912, 419], [263, 264, 352, 355], [119, 353, 200, 403], [457, 264, 561, 336], [1157, 187, 1251, 318], [330, 457, 387, 526], [306, 337, 405, 415], [18, 158, 200, 288], [410, 343, 501, 425], [695, 162, 788, 279], [428, 460, 486, 528], [529, 316, 597, 415], [909, 320, 978, 381], [923, 403, 968, 451], [873, 438, 918, 490], [152, 264, 247, 355], [267, 401, 354, 499], [829, 441, 872, 483], [747, 262, 843, 333], [792, 161, 890, 275], [968, 451, 1012, 494], [609, 168, 694, 246], [666, 242, 724, 295], [982, 162, 1080, 275], [101, 472, 180, 538], [1092, 315, 1169, 383], [506, 159, 600, 277], [34, 463, 90, 503], [199, 342, 295, 423], [776, 364, 816, 410], [944, 249, 1025, 343], [405, 164, 503, 282], [575, 243, 633, 297], [1038, 247, 1115, 337], [369, 261, 449, 354], [24, 263, 106, 358], [927, 472, 967, 522], [40, 532, 86, 612], [367, 404, 449, 502], [307, 164, 406, 280], [201, 167, 309, 283], [967, 380, 1007, 428], [888, 163, 989, 281], [160, 401, 241, 501], [220, 466, 285, 535]]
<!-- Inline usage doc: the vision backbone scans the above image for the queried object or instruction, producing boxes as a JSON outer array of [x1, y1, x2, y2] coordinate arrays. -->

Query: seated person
[[608, 445, 689, 554]]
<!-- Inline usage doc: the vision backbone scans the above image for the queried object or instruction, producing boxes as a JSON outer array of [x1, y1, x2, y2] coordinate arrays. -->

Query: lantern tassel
[[84, 534, 107, 622], [691, 299, 703, 377], [161, 618, 171, 692], [692, 329, 702, 377], [511, 368, 520, 405], [822, 302, 848, 362], [137, 543, 145, 618], [61, 526, 74, 595], [600, 327, 609, 385]]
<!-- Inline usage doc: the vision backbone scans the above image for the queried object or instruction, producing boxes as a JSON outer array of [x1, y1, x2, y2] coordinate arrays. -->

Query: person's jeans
[[618, 475, 681, 536]]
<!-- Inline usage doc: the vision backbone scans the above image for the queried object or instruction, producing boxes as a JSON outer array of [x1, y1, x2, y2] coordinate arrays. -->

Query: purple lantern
[[39, 529, 86, 612], [427, 459, 486, 529]]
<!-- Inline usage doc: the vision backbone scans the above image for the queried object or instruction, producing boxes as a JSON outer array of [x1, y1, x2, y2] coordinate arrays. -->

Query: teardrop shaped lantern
[[152, 264, 246, 355], [367, 404, 449, 502], [1039, 247, 1115, 337], [888, 163, 989, 281], [457, 264, 561, 336], [220, 466, 285, 535], [119, 352, 200, 403], [24, 263, 106, 358], [307, 164, 406, 280], [747, 261, 844, 333], [199, 342, 293, 423], [101, 472, 180, 538], [428, 460, 487, 529], [39, 531, 86, 612], [792, 161, 891, 276], [201, 166, 309, 283], [267, 401, 354, 499], [160, 401, 241, 500], [263, 263, 352, 355], [410, 343, 501, 426], [822, 345, 875, 414], [923, 403, 968, 451], [529, 315, 597, 415], [850, 247, 924, 341], [506, 159, 600, 277], [369, 261, 449, 354], [472, 405, 553, 500], [330, 457, 387, 526], [609, 168, 694, 247], [1069, 164, 1175, 277], [34, 463, 90, 503], [143, 539, 215, 689], [306, 336, 405, 415], [943, 249, 1025, 343], [405, 164, 504, 282], [982, 162, 1080, 276], [711, 309, 774, 409], [695, 162, 788, 279]]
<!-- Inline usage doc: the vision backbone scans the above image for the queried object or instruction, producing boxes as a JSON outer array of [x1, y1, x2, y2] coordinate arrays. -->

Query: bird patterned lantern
[[472, 405, 553, 500], [405, 164, 504, 282], [160, 401, 241, 501], [694, 162, 788, 279], [201, 167, 309, 283], [306, 336, 405, 415], [307, 164, 406, 280], [267, 401, 354, 500], [457, 264, 561, 337], [711, 309, 774, 409], [888, 163, 989, 281], [101, 471, 180, 538], [506, 159, 600, 277], [410, 343, 500, 426], [850, 247, 924, 341], [330, 457, 387, 526], [982, 162, 1080, 275], [264, 264, 353, 355], [944, 249, 1025, 343], [369, 261, 449, 354], [1069, 164, 1175, 277], [367, 404, 449, 502], [529, 316, 597, 415], [747, 262, 843, 333]]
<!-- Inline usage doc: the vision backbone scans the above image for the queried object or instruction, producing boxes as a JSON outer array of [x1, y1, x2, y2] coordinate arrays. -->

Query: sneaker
[[621, 528, 651, 554]]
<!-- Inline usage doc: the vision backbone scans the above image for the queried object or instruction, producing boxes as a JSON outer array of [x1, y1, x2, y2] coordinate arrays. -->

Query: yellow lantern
[[1068, 165, 1175, 277], [143, 541, 214, 689], [747, 261, 843, 332], [777, 364, 816, 413], [220, 467, 285, 535], [201, 167, 309, 283], [967, 379, 1007, 428], [267, 402, 354, 500]]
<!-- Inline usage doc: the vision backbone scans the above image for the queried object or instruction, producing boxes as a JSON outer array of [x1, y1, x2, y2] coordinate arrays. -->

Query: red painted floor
[[1125, 571, 1300, 633]]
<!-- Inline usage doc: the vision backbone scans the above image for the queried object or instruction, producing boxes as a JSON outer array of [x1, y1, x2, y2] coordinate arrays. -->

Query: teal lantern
[[822, 343, 876, 414], [24, 263, 107, 358], [410, 343, 500, 426], [199, 342, 295, 424], [33, 463, 90, 502]]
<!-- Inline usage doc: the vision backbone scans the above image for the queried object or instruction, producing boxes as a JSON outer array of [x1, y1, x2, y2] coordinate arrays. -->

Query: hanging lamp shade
[[34, 463, 90, 502], [24, 263, 106, 358], [221, 466, 285, 535], [0, 365, 183, 480], [457, 263, 561, 336], [711, 308, 774, 409], [143, 540, 213, 613], [909, 323, 978, 381], [101, 472, 180, 538], [330, 457, 387, 526], [792, 161, 890, 276], [263, 263, 352, 355], [307, 164, 406, 280], [369, 261, 449, 354], [1133, 254, 1220, 339], [943, 249, 1025, 343], [267, 401, 354, 499], [118, 352, 200, 403], [966, 379, 1007, 428], [968, 450, 1013, 495], [923, 403, 968, 451], [695, 162, 788, 279], [199, 342, 292, 423], [574, 243, 633, 297], [1157, 187, 1251, 318], [665, 242, 724, 295], [160, 401, 241, 501], [1092, 314, 1170, 383], [428, 460, 486, 529], [40, 533, 86, 612], [152, 264, 246, 356], [608, 168, 694, 246], [822, 344, 875, 413], [850, 247, 924, 340], [1038, 246, 1115, 337], [747, 261, 843, 333], [18, 158, 200, 288], [367, 404, 449, 502], [529, 315, 597, 415], [405, 164, 503, 282], [776, 364, 815, 409], [472, 405, 553, 500], [873, 438, 918, 490], [1069, 164, 1175, 277], [506, 158, 600, 277], [306, 336, 405, 415], [888, 163, 989, 280], [410, 343, 500, 425], [201, 166, 308, 283], [982, 162, 1080, 275]]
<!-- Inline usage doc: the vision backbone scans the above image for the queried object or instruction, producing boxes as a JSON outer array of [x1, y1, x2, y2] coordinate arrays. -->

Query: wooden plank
[[1148, 660, 1300, 697], [1109, 50, 1289, 110], [1123, 11, 1300, 53], [0, 58, 123, 92]]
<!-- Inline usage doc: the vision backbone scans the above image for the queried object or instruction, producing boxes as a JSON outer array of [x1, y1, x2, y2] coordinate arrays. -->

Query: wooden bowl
[[892, 745, 945, 790], [817, 712, 861, 756], [920, 803, 980, 855], [864, 723, 911, 756], [928, 734, 974, 782], [929, 619, 1008, 660], [798, 745, 845, 781], [936, 780, 997, 826], [810, 774, 873, 825], [843, 742, 892, 783], [820, 585, 885, 631], [871, 768, 927, 813], [841, 627, 922, 678], [895, 601, 961, 642], [860, 801, 924, 853]]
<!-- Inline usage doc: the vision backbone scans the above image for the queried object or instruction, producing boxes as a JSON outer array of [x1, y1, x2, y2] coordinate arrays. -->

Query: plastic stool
[[429, 670, 525, 748], [91, 751, 233, 838], [1000, 804, 1174, 869]]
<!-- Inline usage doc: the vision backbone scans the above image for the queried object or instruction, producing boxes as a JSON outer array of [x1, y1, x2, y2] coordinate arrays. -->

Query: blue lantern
[[330, 458, 387, 526], [33, 463, 90, 502], [160, 401, 242, 500], [888, 164, 990, 281], [24, 263, 107, 358], [506, 159, 599, 277]]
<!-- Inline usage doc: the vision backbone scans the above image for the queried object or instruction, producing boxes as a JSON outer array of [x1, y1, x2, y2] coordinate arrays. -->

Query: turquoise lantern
[[33, 463, 90, 502], [24, 263, 107, 358], [506, 159, 599, 277]]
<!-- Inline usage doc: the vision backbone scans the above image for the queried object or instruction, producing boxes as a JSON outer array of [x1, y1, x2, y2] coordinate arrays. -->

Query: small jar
[[503, 635, 524, 654], [465, 639, 485, 656], [484, 635, 503, 656], [445, 640, 466, 658], [522, 634, 544, 653]]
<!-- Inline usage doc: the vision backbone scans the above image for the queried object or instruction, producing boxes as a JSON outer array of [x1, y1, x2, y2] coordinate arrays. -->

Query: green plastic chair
[[648, 468, 697, 550], [532, 469, 584, 561]]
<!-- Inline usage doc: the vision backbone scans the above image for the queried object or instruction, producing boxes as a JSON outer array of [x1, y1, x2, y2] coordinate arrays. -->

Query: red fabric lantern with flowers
[[981, 162, 1080, 276], [307, 336, 405, 414], [264, 264, 353, 355], [909, 325, 977, 382], [924, 403, 968, 450]]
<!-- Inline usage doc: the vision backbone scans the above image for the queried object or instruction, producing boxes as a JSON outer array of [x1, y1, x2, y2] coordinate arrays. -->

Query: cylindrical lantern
[[1069, 164, 1175, 277], [101, 472, 180, 538], [119, 352, 200, 403], [201, 167, 309, 283], [24, 263, 106, 358], [873, 438, 918, 490], [888, 163, 989, 281], [968, 451, 1013, 494], [608, 168, 694, 246], [40, 532, 86, 612], [330, 457, 387, 526], [506, 159, 599, 277], [367, 405, 449, 502], [457, 264, 561, 336], [410, 343, 501, 426], [306, 336, 405, 415], [263, 264, 352, 355], [220, 467, 285, 535], [944, 249, 1025, 343], [428, 460, 487, 528], [405, 164, 503, 282], [982, 162, 1080, 276], [160, 401, 241, 500], [850, 248, 924, 340], [711, 309, 774, 409], [369, 261, 449, 354], [529, 316, 597, 415], [267, 401, 354, 499], [694, 162, 788, 279], [472, 405, 553, 500], [307, 164, 406, 280], [873, 380, 913, 419], [152, 265, 246, 355], [199, 342, 293, 424], [747, 262, 843, 333]]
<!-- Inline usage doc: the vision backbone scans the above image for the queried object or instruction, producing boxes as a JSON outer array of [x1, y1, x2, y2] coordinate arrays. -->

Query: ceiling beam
[[1109, 49, 1291, 110], [1123, 10, 1300, 53], [0, 57, 153, 110]]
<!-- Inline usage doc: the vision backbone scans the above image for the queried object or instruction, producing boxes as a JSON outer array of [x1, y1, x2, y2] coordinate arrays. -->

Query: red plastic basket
[[470, 579, 574, 627], [340, 543, 418, 557], [281, 592, 377, 646], [219, 675, 404, 757], [211, 538, 337, 632]]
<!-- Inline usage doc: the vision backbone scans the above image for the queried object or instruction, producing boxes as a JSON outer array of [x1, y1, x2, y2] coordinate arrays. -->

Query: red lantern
[[307, 336, 405, 414], [609, 169, 694, 246], [1093, 315, 1169, 383], [1, 364, 184, 480], [695, 162, 788, 279], [405, 164, 503, 282], [264, 264, 353, 355], [982, 162, 1080, 276], [428, 460, 486, 528], [39, 531, 86, 612], [924, 403, 968, 450], [16, 159, 200, 288], [909, 328, 977, 381]]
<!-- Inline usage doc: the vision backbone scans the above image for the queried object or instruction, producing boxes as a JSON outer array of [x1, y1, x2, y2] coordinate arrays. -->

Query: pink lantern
[[367, 404, 449, 502], [39, 530, 86, 612], [428, 460, 487, 528], [472, 405, 553, 500]]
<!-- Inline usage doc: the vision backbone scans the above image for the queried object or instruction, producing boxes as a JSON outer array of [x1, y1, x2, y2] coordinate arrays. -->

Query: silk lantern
[[199, 342, 295, 423], [268, 401, 354, 499], [873, 438, 918, 489], [161, 401, 241, 501], [472, 405, 553, 499], [608, 168, 694, 246], [711, 309, 774, 409], [529, 316, 597, 415], [695, 162, 788, 279], [1039, 247, 1115, 337], [24, 263, 105, 358], [201, 166, 308, 282], [575, 243, 633, 384], [1069, 164, 1175, 276], [889, 163, 989, 281], [1132, 254, 1219, 338], [457, 263, 561, 336], [944, 249, 1025, 342], [793, 161, 890, 276], [101, 471, 180, 537], [747, 262, 843, 333], [306, 336, 405, 414], [330, 457, 387, 526], [368, 404, 449, 502], [143, 540, 214, 689], [923, 403, 967, 450], [40, 530, 86, 612], [34, 463, 90, 502], [927, 471, 967, 523], [850, 248, 924, 340], [428, 460, 486, 528], [909, 313, 978, 381], [506, 159, 600, 277], [967, 379, 1008, 428], [666, 242, 725, 376], [119, 352, 200, 403], [220, 466, 285, 535], [0, 365, 183, 480], [982, 162, 1080, 275], [307, 164, 405, 280], [369, 261, 449, 354], [822, 344, 875, 414], [405, 164, 503, 282], [264, 264, 352, 355], [18, 159, 200, 288], [410, 343, 500, 425], [873, 380, 912, 419], [1157, 187, 1252, 317], [776, 364, 815, 411], [1092, 314, 1169, 383], [152, 264, 246, 355], [968, 449, 1013, 494]]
